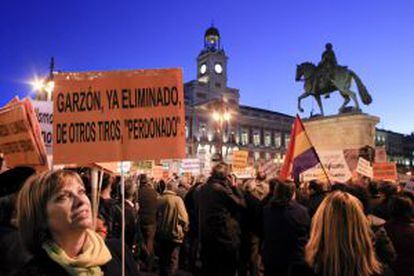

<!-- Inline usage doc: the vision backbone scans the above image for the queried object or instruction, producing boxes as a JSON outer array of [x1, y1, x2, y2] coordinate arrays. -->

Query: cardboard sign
[[259, 159, 279, 179], [32, 100, 53, 155], [151, 165, 164, 180], [0, 99, 48, 168], [181, 158, 201, 175], [373, 162, 397, 182], [53, 69, 186, 164], [232, 150, 249, 169], [356, 157, 373, 178]]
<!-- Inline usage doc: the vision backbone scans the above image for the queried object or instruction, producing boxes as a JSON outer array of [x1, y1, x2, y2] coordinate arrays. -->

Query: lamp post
[[211, 98, 231, 161], [31, 57, 55, 101]]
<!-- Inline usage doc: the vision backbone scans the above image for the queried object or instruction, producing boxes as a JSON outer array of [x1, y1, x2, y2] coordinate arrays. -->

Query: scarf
[[42, 229, 112, 276]]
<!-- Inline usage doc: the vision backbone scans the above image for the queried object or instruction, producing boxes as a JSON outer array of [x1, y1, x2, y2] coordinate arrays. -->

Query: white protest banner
[[233, 166, 255, 179], [181, 158, 201, 175], [53, 69, 186, 164], [259, 159, 279, 179], [301, 150, 352, 183], [32, 100, 53, 155], [356, 157, 373, 178]]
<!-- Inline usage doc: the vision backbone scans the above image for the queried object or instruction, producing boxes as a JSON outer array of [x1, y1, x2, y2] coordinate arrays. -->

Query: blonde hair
[[305, 191, 382, 276], [16, 169, 84, 254]]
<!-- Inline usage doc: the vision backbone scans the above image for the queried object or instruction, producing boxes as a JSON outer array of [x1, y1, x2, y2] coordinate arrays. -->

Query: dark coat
[[0, 226, 31, 276], [198, 176, 246, 250], [98, 197, 121, 240], [138, 183, 158, 226], [15, 239, 139, 276], [262, 200, 310, 274], [385, 217, 414, 276], [307, 192, 326, 217]]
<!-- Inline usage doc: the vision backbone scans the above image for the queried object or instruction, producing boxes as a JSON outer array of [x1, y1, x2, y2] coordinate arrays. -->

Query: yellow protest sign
[[232, 150, 249, 169], [53, 69, 186, 164]]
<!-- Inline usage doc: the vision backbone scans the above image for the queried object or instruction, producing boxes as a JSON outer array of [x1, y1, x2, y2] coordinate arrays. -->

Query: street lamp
[[31, 57, 55, 101], [211, 99, 231, 161]]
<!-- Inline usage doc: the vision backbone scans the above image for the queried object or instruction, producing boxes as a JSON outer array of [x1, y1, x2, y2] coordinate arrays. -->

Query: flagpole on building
[[296, 115, 332, 186]]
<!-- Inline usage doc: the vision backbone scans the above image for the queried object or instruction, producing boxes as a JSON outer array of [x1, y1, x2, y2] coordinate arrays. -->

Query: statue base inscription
[[303, 113, 379, 151]]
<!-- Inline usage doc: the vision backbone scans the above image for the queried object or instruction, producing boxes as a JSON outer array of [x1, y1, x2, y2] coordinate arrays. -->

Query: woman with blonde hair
[[305, 191, 382, 276], [15, 169, 139, 275]]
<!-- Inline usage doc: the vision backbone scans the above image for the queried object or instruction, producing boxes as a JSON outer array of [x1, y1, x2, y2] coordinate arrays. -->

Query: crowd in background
[[0, 163, 413, 276]]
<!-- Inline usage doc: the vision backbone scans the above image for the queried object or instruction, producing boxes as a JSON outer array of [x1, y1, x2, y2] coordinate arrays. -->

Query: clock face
[[200, 64, 207, 74], [214, 63, 223, 74]]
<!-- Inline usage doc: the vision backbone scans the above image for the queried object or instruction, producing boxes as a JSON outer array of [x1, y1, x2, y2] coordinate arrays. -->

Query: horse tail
[[349, 70, 372, 105]]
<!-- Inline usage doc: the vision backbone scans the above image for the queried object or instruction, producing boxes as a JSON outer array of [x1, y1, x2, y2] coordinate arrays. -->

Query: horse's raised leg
[[315, 95, 324, 116], [346, 89, 360, 111], [297, 92, 310, 113], [339, 93, 350, 112]]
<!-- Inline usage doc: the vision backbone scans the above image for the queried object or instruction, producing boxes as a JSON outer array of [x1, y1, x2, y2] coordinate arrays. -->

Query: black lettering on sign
[[125, 116, 180, 140], [68, 122, 96, 143], [0, 124, 10, 137], [56, 89, 102, 113], [119, 86, 180, 109], [106, 89, 119, 110], [97, 120, 121, 141], [56, 123, 67, 144], [9, 120, 28, 134]]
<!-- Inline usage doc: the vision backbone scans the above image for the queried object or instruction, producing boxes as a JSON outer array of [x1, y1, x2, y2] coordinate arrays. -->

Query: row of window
[[240, 129, 289, 148]]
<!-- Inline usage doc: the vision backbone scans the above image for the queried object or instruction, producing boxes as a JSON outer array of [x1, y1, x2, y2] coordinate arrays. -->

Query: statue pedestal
[[301, 113, 380, 183], [303, 113, 379, 151]]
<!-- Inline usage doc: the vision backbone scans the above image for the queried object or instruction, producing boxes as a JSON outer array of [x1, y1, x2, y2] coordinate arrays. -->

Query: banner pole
[[297, 115, 332, 186], [120, 161, 125, 276]]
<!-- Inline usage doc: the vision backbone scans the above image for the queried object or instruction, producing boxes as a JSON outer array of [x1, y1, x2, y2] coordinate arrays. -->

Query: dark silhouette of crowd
[[0, 163, 413, 276]]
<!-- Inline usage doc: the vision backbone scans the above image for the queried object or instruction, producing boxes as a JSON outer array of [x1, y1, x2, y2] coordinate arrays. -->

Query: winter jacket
[[156, 190, 189, 243], [262, 200, 310, 273], [198, 176, 246, 249], [138, 183, 158, 226]]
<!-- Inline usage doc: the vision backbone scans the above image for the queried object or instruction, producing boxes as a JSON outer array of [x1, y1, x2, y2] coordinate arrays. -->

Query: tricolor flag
[[279, 115, 323, 182]]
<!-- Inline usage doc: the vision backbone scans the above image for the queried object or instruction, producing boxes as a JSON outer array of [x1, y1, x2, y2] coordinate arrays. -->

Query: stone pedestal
[[303, 113, 379, 152]]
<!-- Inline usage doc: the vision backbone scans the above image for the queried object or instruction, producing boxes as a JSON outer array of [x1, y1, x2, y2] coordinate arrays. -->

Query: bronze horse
[[295, 62, 372, 115]]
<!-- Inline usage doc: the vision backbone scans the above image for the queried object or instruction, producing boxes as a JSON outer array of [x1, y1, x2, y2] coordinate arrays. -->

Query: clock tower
[[197, 26, 228, 91]]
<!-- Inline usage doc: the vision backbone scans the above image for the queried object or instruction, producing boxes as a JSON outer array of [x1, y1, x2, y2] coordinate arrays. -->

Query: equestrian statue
[[295, 43, 372, 116]]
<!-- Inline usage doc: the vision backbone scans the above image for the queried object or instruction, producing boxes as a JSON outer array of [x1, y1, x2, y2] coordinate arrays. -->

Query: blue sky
[[1, 0, 413, 133]]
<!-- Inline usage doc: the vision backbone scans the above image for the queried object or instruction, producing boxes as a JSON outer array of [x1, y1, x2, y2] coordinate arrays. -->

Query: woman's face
[[46, 176, 92, 237]]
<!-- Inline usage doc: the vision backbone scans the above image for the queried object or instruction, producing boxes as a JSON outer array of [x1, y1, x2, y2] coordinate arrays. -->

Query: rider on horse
[[314, 43, 338, 97]]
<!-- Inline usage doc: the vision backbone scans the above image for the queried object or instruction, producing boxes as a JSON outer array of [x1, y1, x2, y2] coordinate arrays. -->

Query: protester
[[385, 195, 414, 276], [0, 166, 35, 275], [124, 177, 142, 250], [307, 180, 326, 217], [305, 191, 382, 276], [16, 169, 139, 275], [98, 172, 121, 239], [239, 178, 264, 276], [156, 179, 189, 276], [198, 162, 246, 276], [262, 179, 310, 276], [373, 181, 398, 220], [137, 174, 158, 271]]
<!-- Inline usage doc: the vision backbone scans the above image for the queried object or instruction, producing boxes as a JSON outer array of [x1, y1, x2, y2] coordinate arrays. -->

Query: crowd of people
[[0, 162, 413, 276]]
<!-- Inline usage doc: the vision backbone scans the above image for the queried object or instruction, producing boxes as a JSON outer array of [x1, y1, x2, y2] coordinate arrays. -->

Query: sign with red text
[[53, 69, 186, 164], [373, 162, 397, 182]]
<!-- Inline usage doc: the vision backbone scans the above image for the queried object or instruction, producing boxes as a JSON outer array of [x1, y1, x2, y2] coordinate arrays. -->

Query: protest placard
[[375, 147, 387, 163], [53, 69, 186, 164], [259, 159, 279, 179], [32, 100, 53, 155], [181, 158, 201, 175], [233, 166, 255, 179], [356, 157, 373, 178], [301, 150, 351, 183], [232, 150, 248, 169], [0, 98, 47, 168], [373, 162, 397, 182]]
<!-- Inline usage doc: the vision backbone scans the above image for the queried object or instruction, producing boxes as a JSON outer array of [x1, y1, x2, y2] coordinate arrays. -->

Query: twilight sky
[[1, 0, 413, 134]]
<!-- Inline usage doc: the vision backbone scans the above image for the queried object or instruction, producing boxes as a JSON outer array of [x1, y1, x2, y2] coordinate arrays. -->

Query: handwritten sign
[[373, 162, 397, 182], [232, 150, 249, 169]]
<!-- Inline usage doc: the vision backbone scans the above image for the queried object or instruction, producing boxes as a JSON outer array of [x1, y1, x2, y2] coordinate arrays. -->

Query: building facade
[[184, 26, 294, 166]]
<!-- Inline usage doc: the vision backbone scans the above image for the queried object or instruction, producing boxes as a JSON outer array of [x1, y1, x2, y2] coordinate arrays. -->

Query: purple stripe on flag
[[292, 147, 319, 181]]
